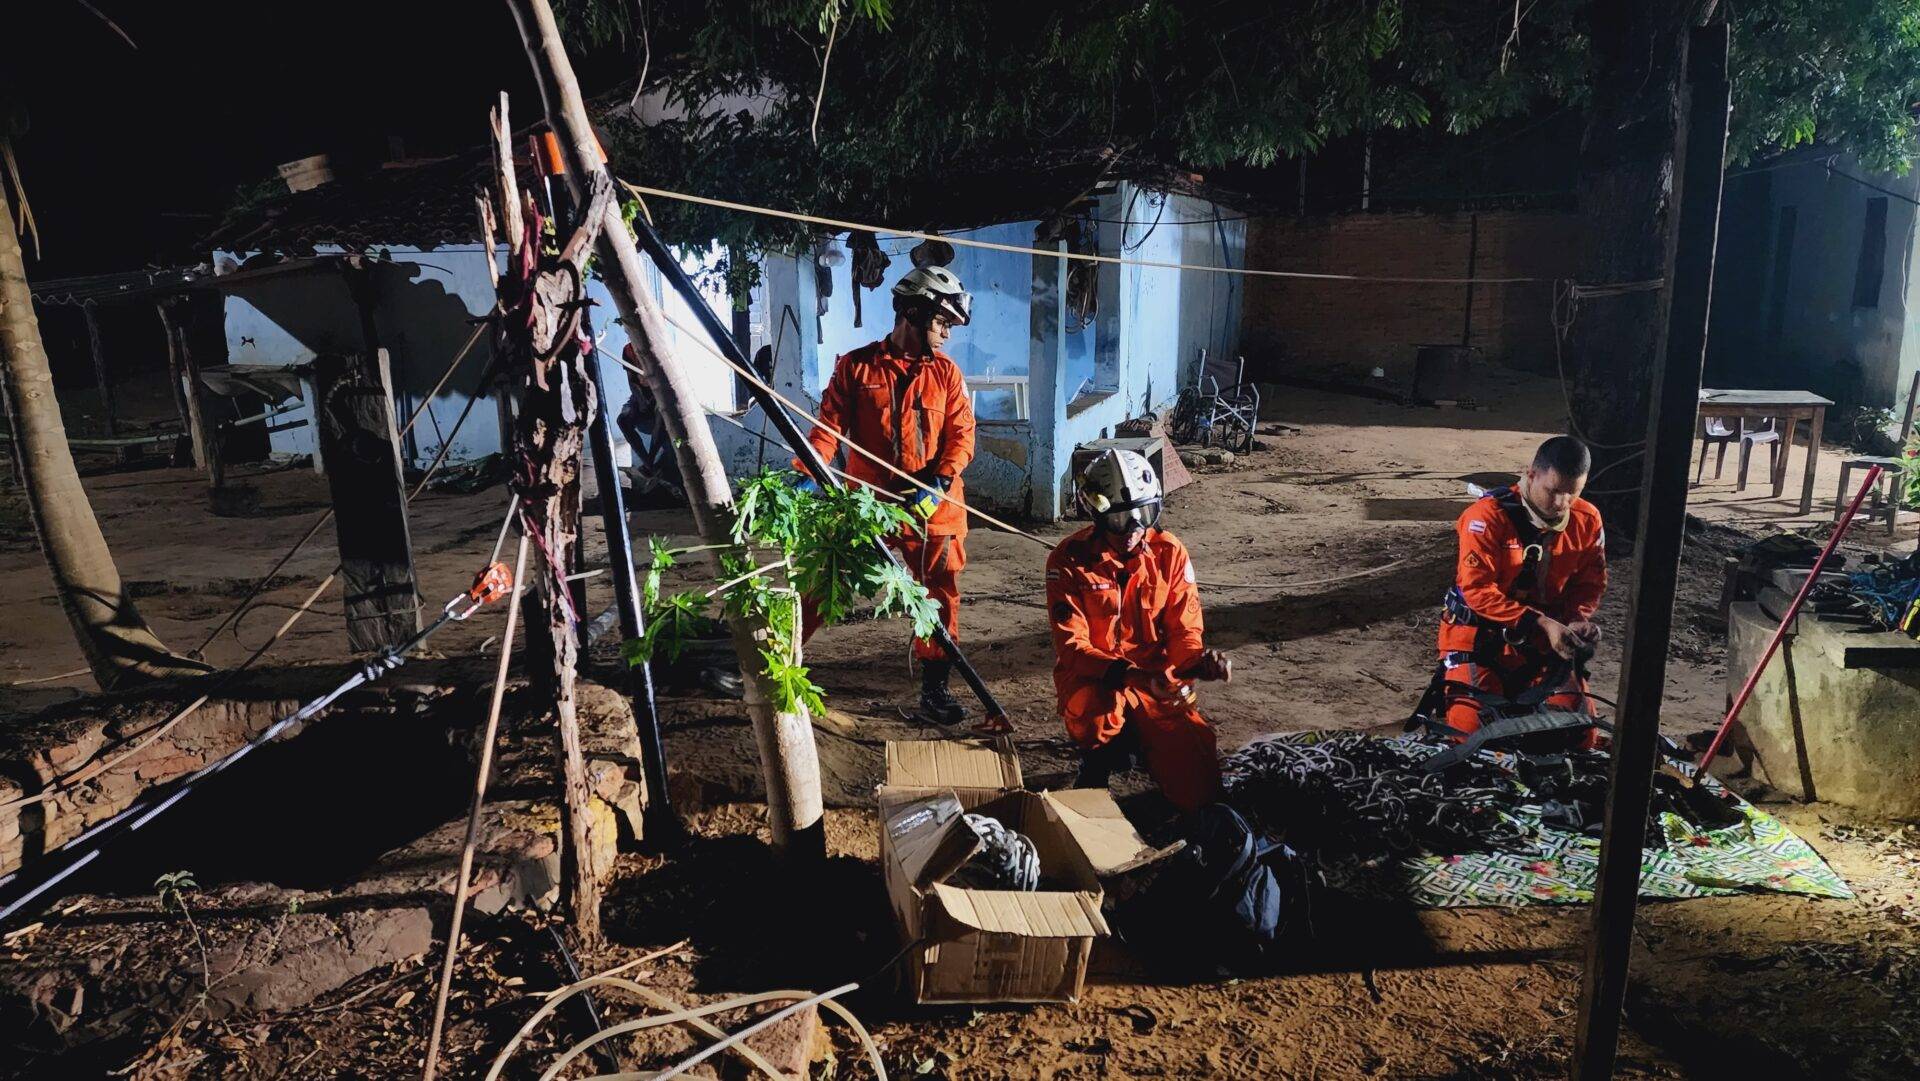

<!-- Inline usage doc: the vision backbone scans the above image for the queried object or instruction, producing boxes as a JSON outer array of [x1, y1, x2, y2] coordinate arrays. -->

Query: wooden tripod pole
[[423, 533, 529, 1081], [504, 0, 827, 863]]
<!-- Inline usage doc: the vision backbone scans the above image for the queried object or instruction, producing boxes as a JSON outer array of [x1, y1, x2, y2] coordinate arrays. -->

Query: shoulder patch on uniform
[[1183, 559, 1196, 584], [1467, 519, 1487, 534], [1045, 568, 1061, 581], [1465, 551, 1485, 569]]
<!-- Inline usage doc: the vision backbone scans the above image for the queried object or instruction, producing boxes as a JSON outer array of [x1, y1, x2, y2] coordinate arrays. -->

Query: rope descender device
[[448, 560, 515, 621]]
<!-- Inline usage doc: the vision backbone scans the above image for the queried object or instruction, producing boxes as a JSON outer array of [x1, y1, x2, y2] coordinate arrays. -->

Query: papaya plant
[[624, 469, 941, 713]]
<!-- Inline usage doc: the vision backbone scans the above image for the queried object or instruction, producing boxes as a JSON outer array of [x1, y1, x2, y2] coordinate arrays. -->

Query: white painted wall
[[216, 243, 737, 471], [214, 188, 1243, 521]]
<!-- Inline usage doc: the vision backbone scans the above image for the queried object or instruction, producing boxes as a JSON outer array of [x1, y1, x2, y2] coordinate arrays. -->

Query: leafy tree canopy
[[562, 0, 1920, 283]]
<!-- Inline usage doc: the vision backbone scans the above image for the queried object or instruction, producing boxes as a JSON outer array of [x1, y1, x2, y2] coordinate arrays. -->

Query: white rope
[[620, 180, 1555, 286]]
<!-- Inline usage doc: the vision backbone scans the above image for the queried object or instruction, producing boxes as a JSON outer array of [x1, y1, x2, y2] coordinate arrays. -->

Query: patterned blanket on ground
[[1245, 733, 1852, 908]]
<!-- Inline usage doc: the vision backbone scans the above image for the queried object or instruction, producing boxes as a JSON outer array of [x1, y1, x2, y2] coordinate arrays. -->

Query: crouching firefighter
[[1049, 449, 1232, 813], [1426, 435, 1607, 747], [794, 266, 979, 724]]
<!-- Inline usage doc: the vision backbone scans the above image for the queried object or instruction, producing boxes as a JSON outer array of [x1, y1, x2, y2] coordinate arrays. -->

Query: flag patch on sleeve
[[1468, 519, 1487, 534]]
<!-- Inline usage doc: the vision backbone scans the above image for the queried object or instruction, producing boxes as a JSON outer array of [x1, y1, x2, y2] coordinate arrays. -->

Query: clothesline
[[620, 179, 1619, 288]]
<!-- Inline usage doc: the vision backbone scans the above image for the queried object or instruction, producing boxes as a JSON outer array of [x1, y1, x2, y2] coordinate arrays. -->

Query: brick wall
[[1240, 209, 1579, 382]]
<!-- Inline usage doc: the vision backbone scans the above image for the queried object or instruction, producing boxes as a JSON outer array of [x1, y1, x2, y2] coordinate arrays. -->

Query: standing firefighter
[[796, 266, 978, 723], [1435, 435, 1607, 742], [1049, 449, 1232, 813]]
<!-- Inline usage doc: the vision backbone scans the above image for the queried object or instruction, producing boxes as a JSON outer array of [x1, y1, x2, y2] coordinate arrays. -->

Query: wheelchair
[[1169, 351, 1260, 454]]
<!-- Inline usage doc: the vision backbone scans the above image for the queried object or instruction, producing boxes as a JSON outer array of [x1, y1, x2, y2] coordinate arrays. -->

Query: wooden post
[[175, 310, 221, 488], [487, 94, 611, 942], [155, 299, 197, 467], [505, 0, 830, 865], [81, 306, 117, 439], [1572, 21, 1730, 1080], [313, 349, 422, 652], [342, 259, 418, 467]]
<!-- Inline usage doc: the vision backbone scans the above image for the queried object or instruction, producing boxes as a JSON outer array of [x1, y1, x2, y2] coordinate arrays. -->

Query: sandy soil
[[3, 370, 1919, 1078]]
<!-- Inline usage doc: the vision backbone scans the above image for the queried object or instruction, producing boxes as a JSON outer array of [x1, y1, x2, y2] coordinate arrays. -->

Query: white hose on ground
[[649, 983, 857, 1081], [486, 975, 885, 1081]]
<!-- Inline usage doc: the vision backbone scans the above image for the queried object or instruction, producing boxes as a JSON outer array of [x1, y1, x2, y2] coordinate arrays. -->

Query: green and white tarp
[[1280, 735, 1852, 908]]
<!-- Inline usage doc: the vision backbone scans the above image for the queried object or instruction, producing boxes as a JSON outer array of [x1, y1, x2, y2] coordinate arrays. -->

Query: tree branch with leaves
[[626, 470, 940, 716]]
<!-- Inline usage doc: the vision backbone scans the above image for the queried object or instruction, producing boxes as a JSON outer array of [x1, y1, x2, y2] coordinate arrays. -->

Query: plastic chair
[[1695, 415, 1778, 490], [1735, 418, 1782, 493]]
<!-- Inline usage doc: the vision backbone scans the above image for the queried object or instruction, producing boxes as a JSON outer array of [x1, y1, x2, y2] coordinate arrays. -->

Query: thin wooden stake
[[423, 532, 529, 1081]]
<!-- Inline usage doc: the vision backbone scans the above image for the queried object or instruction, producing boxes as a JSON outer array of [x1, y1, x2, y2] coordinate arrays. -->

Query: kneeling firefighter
[[794, 266, 979, 723], [1048, 449, 1232, 813], [1427, 435, 1607, 747]]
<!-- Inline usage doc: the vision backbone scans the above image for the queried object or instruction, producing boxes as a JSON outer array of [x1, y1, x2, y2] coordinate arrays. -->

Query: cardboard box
[[878, 739, 1167, 1004]]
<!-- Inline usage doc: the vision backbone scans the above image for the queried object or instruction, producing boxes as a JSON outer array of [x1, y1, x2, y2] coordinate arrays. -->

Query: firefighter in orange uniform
[[1437, 435, 1607, 740], [796, 266, 978, 723], [1049, 449, 1232, 813]]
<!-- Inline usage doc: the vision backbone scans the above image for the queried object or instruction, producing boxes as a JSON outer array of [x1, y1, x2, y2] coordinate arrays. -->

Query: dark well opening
[[74, 708, 472, 896]]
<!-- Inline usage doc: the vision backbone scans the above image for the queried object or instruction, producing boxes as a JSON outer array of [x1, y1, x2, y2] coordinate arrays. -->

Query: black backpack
[[1113, 804, 1308, 975]]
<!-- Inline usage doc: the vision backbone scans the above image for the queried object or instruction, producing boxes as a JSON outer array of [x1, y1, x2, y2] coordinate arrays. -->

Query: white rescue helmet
[[1076, 448, 1163, 534], [892, 265, 972, 327]]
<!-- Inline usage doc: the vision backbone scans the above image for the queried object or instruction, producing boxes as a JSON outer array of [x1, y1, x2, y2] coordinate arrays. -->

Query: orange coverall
[[1046, 526, 1221, 812], [1438, 489, 1608, 735], [797, 339, 977, 659]]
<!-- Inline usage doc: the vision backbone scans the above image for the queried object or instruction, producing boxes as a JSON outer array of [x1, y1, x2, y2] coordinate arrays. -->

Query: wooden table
[[1698, 388, 1833, 514]]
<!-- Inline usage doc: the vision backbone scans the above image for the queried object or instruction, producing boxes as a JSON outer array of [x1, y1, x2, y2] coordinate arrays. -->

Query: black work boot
[[918, 659, 968, 726]]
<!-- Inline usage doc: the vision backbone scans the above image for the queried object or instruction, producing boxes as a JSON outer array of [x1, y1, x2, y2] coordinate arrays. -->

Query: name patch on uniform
[[1467, 519, 1487, 534]]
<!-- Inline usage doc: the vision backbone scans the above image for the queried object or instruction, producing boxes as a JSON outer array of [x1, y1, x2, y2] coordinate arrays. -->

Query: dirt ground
[[4, 370, 1920, 1078]]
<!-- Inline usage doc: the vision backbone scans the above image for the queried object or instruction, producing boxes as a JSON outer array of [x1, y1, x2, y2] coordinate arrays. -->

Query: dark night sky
[[8, 1, 625, 279]]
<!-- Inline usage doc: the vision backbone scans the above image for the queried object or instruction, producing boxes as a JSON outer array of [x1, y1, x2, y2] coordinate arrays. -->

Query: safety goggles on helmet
[[1093, 496, 1162, 535]]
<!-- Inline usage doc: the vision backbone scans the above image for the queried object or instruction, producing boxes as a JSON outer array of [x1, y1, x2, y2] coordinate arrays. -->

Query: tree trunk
[[487, 102, 609, 944], [1563, 1, 1720, 541], [0, 145, 209, 691], [505, 0, 827, 864]]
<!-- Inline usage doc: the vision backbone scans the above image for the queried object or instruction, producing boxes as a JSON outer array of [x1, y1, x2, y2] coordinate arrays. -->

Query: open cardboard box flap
[[1042, 788, 1186, 878], [885, 739, 1022, 792], [930, 882, 1109, 937], [883, 791, 984, 890]]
